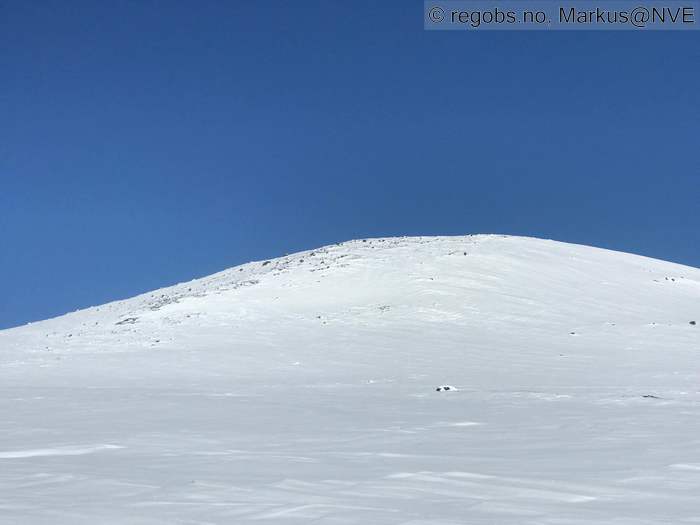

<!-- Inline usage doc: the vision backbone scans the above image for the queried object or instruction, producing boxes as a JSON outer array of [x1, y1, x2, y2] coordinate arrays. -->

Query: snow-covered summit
[[2, 234, 698, 386], [2, 235, 700, 524]]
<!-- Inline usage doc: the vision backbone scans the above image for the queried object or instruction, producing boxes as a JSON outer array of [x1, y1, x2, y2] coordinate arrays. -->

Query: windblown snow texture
[[1, 235, 699, 524]]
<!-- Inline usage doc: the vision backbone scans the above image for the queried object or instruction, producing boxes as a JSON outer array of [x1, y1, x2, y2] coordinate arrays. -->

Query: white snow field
[[1, 235, 700, 524]]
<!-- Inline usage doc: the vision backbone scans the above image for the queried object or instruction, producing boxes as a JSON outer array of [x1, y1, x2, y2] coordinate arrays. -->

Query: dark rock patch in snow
[[116, 317, 138, 325]]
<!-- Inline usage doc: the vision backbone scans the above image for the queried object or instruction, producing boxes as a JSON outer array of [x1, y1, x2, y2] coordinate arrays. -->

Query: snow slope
[[1, 235, 699, 524]]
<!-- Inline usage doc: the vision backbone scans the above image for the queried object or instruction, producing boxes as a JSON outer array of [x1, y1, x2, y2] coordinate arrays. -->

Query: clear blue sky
[[1, 1, 698, 329]]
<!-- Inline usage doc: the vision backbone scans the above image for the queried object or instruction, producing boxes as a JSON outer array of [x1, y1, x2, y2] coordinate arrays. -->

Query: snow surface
[[1, 234, 699, 524]]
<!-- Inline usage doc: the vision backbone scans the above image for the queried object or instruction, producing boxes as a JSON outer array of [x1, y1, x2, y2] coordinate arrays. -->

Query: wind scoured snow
[[1, 235, 699, 524]]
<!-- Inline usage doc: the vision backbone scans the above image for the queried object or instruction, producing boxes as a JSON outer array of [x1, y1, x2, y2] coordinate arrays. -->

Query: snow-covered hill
[[1, 235, 699, 524]]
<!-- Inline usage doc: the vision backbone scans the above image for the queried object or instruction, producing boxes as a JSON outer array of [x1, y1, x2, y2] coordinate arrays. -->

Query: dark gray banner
[[425, 0, 698, 29]]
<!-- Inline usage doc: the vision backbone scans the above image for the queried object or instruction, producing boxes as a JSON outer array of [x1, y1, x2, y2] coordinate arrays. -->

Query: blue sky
[[1, 1, 698, 329]]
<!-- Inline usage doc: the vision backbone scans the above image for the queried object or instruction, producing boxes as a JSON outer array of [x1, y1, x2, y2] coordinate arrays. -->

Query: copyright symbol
[[631, 6, 649, 27], [428, 6, 445, 23]]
